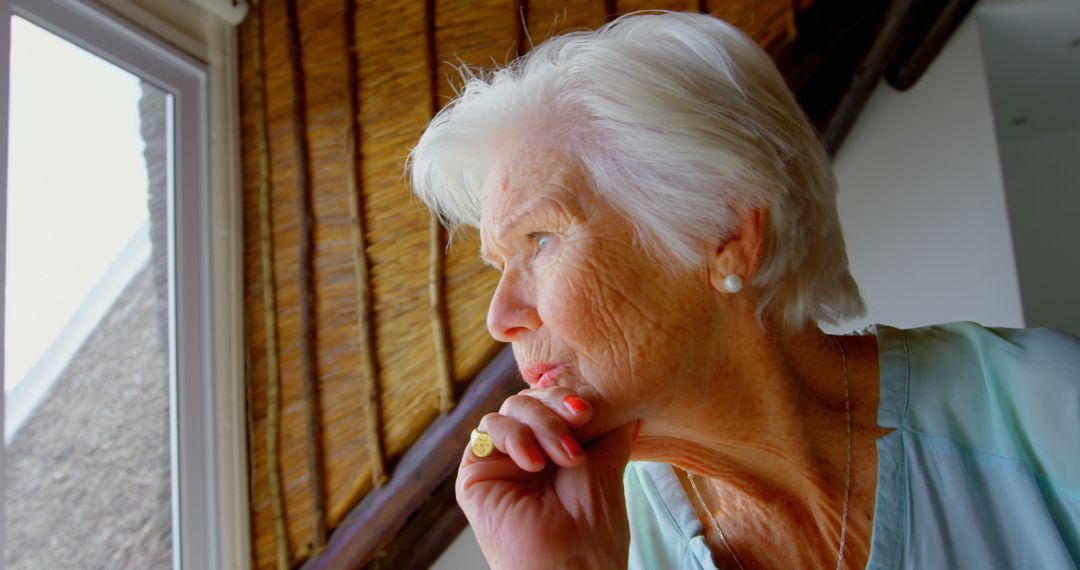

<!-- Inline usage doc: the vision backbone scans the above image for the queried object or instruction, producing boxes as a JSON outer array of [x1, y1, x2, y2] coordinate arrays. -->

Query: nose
[[486, 269, 541, 342]]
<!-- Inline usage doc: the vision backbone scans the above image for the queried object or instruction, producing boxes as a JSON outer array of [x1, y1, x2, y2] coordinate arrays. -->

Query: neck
[[630, 323, 883, 567]]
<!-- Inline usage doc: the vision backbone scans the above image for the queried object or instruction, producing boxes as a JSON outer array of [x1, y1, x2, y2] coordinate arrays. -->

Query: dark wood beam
[[776, 0, 979, 154], [303, 347, 521, 570], [815, 0, 917, 153], [366, 471, 467, 569], [775, 0, 884, 96], [885, 0, 978, 91], [777, 0, 919, 156]]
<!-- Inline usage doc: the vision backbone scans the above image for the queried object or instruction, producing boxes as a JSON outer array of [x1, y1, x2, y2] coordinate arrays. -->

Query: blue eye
[[528, 232, 553, 260]]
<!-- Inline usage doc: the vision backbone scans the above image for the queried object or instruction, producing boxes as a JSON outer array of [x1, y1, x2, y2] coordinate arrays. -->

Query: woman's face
[[479, 145, 720, 441]]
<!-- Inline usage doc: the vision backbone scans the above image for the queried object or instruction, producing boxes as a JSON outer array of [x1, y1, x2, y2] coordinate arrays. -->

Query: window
[[4, 14, 173, 568], [0, 1, 242, 568]]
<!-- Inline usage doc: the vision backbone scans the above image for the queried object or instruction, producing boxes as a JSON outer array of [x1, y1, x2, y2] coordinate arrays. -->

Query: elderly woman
[[409, 11, 1080, 570]]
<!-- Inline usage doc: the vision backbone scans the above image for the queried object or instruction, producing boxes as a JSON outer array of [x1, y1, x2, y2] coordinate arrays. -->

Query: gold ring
[[470, 429, 495, 458]]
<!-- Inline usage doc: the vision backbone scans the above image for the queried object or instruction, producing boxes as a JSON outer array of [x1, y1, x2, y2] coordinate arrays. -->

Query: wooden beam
[[777, 0, 979, 154], [816, 0, 917, 153], [775, 0, 883, 101], [885, 0, 978, 91], [776, 0, 919, 155], [302, 347, 521, 570], [366, 471, 467, 569], [776, 0, 890, 152]]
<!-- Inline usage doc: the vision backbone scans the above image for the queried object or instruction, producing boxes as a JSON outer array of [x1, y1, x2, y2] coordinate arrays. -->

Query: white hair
[[408, 11, 864, 329]]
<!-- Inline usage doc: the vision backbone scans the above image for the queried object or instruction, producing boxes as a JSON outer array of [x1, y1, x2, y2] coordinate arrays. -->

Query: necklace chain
[[835, 336, 852, 570], [686, 472, 746, 569], [685, 336, 852, 570]]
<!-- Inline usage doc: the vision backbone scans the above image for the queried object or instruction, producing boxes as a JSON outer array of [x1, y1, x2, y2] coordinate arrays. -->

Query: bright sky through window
[[5, 16, 151, 390]]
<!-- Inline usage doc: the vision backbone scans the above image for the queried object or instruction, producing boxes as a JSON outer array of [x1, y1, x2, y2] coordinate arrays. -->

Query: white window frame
[[0, 1, 248, 569]]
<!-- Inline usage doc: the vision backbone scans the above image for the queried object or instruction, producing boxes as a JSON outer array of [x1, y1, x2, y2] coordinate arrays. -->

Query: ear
[[708, 208, 768, 294]]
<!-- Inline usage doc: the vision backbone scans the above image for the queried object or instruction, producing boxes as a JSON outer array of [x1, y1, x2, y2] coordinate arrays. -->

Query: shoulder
[[879, 321, 1080, 401], [901, 321, 1080, 369], [896, 321, 1080, 399], [879, 321, 1080, 488], [870, 323, 1080, 566]]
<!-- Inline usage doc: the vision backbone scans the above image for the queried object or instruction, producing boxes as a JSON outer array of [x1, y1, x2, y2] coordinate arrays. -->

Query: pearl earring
[[723, 274, 743, 293]]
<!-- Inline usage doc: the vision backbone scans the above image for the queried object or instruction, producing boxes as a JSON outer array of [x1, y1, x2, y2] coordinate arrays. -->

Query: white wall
[[433, 13, 1030, 570], [432, 526, 486, 570], [997, 131, 1080, 336], [828, 16, 1025, 332], [976, 0, 1080, 337]]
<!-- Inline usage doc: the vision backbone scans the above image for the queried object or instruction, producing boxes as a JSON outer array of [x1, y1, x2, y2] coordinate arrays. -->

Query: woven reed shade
[[240, 1, 800, 568]]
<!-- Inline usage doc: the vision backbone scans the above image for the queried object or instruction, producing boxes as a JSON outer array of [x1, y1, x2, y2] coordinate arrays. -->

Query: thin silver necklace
[[686, 336, 852, 570]]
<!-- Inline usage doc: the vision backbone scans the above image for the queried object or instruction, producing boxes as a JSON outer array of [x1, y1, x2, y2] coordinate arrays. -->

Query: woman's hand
[[457, 386, 636, 569]]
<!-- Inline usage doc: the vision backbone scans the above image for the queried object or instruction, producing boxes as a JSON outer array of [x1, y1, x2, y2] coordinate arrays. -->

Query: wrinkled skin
[[479, 145, 721, 445], [458, 141, 726, 568]]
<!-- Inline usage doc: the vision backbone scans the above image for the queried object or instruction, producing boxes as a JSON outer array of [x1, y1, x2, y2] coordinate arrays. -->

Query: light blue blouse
[[624, 322, 1080, 569]]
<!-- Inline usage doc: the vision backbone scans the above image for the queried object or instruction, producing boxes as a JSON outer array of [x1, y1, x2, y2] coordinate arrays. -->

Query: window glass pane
[[4, 15, 172, 568]]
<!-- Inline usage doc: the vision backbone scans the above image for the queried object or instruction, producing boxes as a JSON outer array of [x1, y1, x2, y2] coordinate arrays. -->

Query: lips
[[522, 362, 563, 388]]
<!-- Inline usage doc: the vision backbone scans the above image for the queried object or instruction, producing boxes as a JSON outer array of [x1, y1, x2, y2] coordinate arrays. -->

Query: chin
[[582, 396, 637, 444]]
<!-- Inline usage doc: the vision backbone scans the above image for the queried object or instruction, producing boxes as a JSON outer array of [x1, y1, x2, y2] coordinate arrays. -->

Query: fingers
[[476, 413, 547, 472], [497, 390, 591, 468], [458, 451, 537, 493], [461, 388, 594, 473], [515, 385, 594, 429]]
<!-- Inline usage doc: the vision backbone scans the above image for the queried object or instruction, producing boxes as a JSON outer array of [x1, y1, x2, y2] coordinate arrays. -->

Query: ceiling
[[977, 0, 1080, 140]]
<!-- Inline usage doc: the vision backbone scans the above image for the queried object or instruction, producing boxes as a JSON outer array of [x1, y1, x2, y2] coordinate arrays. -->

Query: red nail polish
[[527, 447, 544, 466], [560, 434, 583, 458], [564, 396, 589, 413]]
